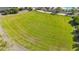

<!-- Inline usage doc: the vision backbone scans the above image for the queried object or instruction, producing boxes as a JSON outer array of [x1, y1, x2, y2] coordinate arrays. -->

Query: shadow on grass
[[69, 18, 79, 51], [68, 20, 79, 26]]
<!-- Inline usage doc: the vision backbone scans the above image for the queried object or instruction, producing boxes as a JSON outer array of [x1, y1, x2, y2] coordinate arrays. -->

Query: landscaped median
[[1, 11, 74, 50]]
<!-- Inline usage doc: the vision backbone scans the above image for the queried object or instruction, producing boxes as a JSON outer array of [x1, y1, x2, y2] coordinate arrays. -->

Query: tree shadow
[[72, 44, 79, 48], [68, 20, 79, 26], [73, 36, 79, 42], [68, 18, 79, 50]]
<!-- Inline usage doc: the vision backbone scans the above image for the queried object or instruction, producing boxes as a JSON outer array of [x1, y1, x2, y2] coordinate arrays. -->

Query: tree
[[42, 7, 54, 12], [44, 7, 50, 11], [34, 7, 42, 10], [27, 7, 33, 11], [50, 7, 54, 12], [19, 7, 25, 11], [55, 7, 64, 13], [1, 7, 19, 15], [74, 16, 79, 24], [71, 7, 78, 15], [1, 10, 9, 15], [7, 7, 19, 14]]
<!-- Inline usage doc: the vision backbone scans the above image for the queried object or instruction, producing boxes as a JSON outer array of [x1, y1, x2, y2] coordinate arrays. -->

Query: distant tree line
[[1, 7, 33, 15], [1, 7, 79, 16]]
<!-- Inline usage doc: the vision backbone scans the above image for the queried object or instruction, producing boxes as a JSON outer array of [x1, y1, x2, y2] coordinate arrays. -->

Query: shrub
[[9, 8, 19, 14], [19, 7, 24, 11], [74, 16, 79, 24], [27, 7, 33, 11], [1, 8, 19, 15], [1, 10, 9, 15]]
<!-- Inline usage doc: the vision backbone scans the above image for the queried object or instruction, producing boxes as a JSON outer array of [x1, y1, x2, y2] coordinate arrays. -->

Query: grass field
[[1, 11, 73, 50]]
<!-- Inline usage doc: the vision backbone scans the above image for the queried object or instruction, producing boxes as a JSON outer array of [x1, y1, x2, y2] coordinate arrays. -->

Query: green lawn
[[1, 11, 73, 50]]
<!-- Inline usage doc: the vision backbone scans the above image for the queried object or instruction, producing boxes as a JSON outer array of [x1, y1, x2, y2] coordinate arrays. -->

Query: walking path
[[37, 10, 52, 14]]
